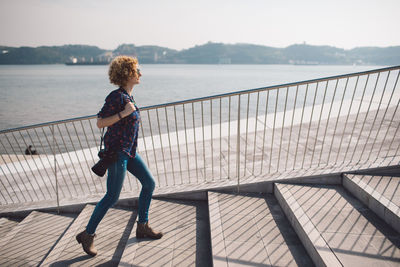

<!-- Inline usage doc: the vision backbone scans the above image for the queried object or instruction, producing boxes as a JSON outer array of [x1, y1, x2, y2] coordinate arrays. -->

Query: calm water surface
[[0, 64, 384, 130]]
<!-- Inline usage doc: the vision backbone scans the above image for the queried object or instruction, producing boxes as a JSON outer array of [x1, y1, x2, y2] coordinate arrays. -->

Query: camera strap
[[99, 128, 105, 150]]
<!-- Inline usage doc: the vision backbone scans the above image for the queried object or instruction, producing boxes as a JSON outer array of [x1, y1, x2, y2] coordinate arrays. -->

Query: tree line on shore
[[0, 42, 399, 65]]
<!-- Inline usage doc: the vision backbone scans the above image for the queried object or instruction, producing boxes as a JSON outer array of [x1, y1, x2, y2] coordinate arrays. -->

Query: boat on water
[[65, 61, 109, 65]]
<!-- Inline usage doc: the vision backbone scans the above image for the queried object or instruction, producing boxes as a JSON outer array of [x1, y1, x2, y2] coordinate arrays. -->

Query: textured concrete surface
[[351, 175, 400, 206], [0, 211, 75, 266], [274, 183, 341, 267], [343, 174, 400, 234], [118, 199, 212, 267], [284, 184, 400, 267], [208, 191, 314, 267], [41, 205, 136, 267], [0, 217, 19, 239], [0, 182, 398, 266]]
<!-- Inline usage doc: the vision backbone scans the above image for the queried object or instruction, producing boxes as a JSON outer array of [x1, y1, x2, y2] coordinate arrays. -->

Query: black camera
[[91, 149, 118, 177]]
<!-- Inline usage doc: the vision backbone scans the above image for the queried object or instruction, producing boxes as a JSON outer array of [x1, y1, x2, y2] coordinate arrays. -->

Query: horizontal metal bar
[[0, 115, 96, 134], [140, 65, 400, 109]]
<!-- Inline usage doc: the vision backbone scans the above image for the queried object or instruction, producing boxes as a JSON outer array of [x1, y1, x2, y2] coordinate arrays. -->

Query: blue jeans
[[86, 152, 155, 234]]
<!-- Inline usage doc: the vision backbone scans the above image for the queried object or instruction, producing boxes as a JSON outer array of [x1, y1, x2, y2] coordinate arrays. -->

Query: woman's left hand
[[121, 102, 136, 118]]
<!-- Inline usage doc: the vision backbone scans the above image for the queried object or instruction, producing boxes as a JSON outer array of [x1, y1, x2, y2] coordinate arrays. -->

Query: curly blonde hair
[[108, 56, 139, 86]]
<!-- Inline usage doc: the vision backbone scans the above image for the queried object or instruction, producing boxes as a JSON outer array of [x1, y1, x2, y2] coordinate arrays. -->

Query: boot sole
[[136, 231, 163, 239]]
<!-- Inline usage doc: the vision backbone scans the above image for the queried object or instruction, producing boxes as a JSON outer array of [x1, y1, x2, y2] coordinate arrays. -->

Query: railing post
[[236, 95, 241, 193], [51, 125, 60, 214]]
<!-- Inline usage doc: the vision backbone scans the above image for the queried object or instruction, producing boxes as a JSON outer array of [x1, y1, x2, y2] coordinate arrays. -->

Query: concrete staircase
[[0, 172, 399, 266]]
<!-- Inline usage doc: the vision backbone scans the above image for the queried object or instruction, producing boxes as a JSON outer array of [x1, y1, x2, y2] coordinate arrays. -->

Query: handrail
[[142, 65, 400, 109], [0, 115, 96, 134]]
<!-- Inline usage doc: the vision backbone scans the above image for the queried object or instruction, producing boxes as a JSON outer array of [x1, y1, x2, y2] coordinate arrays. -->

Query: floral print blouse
[[97, 88, 140, 158]]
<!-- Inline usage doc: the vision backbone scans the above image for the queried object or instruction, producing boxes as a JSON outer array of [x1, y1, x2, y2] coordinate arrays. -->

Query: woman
[[76, 56, 163, 257]]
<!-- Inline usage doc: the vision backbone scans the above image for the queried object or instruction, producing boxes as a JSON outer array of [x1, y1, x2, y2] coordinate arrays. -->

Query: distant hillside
[[174, 43, 282, 64], [0, 45, 107, 64], [113, 44, 178, 63], [0, 43, 399, 65], [346, 46, 400, 65]]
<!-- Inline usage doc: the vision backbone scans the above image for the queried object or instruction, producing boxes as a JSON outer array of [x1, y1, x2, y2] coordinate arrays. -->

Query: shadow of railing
[[287, 183, 400, 264]]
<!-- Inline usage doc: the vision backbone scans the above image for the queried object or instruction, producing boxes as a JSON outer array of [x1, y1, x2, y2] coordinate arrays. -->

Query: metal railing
[[1, 65, 399, 208]]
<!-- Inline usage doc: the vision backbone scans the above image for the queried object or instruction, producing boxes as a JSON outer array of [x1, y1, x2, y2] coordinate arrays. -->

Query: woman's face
[[126, 66, 142, 87]]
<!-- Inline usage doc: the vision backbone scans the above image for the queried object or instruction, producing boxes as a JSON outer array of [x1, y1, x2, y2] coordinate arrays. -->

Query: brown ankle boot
[[76, 230, 98, 256], [136, 222, 163, 239]]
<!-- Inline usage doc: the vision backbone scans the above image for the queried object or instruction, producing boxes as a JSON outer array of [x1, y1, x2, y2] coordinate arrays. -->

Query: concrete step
[[208, 191, 313, 267], [275, 183, 400, 267], [118, 198, 212, 267], [0, 217, 20, 239], [40, 204, 136, 266], [343, 174, 400, 233], [0, 211, 75, 266], [351, 165, 400, 177]]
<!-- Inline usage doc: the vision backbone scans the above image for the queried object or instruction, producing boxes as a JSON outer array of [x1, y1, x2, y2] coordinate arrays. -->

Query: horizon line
[[1, 42, 400, 52]]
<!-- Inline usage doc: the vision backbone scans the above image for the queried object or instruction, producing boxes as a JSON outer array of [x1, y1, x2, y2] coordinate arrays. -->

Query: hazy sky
[[1, 0, 399, 51]]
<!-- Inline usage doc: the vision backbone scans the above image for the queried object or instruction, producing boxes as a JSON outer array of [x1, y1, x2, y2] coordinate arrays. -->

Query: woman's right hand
[[121, 102, 136, 117]]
